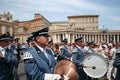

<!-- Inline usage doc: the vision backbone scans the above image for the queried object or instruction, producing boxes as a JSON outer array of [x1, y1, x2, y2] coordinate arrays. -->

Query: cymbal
[[54, 60, 76, 71], [54, 60, 79, 80]]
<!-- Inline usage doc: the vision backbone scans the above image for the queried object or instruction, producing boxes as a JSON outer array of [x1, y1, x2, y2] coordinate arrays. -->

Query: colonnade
[[52, 32, 120, 44]]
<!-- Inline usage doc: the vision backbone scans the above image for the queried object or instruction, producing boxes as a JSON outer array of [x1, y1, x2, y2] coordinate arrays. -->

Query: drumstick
[[84, 65, 96, 69]]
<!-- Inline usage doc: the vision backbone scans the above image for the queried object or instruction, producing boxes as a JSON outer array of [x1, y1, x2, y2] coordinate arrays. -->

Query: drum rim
[[82, 53, 108, 78], [83, 53, 108, 66]]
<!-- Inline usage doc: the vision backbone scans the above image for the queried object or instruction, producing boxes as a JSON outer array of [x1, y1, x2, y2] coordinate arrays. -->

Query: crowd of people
[[0, 27, 120, 80]]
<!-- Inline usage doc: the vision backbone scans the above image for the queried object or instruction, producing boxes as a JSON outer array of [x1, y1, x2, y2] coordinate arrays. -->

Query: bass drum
[[83, 53, 108, 78]]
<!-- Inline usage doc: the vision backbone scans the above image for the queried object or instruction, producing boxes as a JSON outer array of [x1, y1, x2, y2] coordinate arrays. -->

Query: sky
[[0, 0, 120, 30]]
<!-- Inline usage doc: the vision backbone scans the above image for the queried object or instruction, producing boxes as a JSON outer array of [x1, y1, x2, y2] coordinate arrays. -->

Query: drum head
[[83, 54, 108, 78]]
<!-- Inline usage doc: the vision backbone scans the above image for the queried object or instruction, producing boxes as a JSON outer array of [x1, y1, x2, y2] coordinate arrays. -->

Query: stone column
[[88, 35, 89, 41], [62, 34, 64, 40], [104, 34, 106, 42], [114, 35, 116, 43], [89, 35, 91, 41], [95, 35, 97, 43], [54, 34, 57, 43], [1, 26, 6, 34], [101, 35, 103, 42], [92, 35, 94, 41], [56, 34, 58, 43], [107, 35, 109, 43], [68, 33, 70, 43], [97, 35, 99, 43], [71, 34, 74, 43], [86, 35, 88, 42], [83, 35, 85, 43], [117, 35, 119, 42], [65, 33, 70, 43], [9, 26, 13, 36], [58, 34, 60, 43], [75, 34, 77, 39]]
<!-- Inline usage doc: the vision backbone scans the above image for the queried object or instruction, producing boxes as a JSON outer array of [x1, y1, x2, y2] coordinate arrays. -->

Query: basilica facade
[[0, 12, 14, 36], [0, 12, 120, 43]]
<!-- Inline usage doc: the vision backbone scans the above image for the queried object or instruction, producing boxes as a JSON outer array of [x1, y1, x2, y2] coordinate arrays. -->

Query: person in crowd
[[85, 41, 98, 80], [57, 38, 72, 61], [12, 38, 21, 80], [0, 33, 18, 80], [72, 37, 87, 80], [99, 41, 108, 52], [100, 45, 108, 58], [54, 43, 60, 56], [94, 44, 100, 52], [45, 40, 56, 72], [87, 41, 98, 54], [47, 40, 57, 58], [83, 41, 89, 54], [69, 43, 75, 53], [107, 43, 116, 80], [21, 27, 68, 80], [113, 42, 120, 80]]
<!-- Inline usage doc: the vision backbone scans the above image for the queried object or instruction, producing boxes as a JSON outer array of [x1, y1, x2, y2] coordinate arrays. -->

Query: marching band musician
[[21, 27, 68, 80], [46, 40, 57, 60], [57, 38, 72, 61], [12, 38, 21, 80], [45, 40, 56, 72], [0, 33, 19, 80], [83, 41, 98, 80], [87, 41, 98, 54], [113, 42, 120, 80], [71, 37, 87, 80]]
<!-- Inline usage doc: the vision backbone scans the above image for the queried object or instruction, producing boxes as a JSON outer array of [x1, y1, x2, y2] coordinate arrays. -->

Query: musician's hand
[[44, 73, 61, 80], [52, 74, 61, 80], [29, 42, 32, 48], [0, 53, 3, 58], [83, 65, 87, 68], [107, 53, 112, 57], [29, 41, 36, 48], [66, 57, 71, 61], [63, 75, 69, 80]]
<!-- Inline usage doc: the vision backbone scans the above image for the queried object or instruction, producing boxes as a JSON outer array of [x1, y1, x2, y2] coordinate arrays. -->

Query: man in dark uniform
[[113, 44, 120, 80], [0, 33, 18, 80], [72, 37, 87, 80], [87, 41, 97, 54], [45, 40, 56, 72], [12, 38, 21, 80], [86, 41, 98, 80], [21, 27, 65, 80], [57, 38, 72, 61]]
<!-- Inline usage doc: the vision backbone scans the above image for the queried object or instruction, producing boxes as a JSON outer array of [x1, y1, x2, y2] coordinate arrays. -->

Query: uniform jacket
[[72, 45, 85, 67], [57, 44, 71, 61], [87, 47, 97, 54], [113, 50, 120, 80], [45, 48, 56, 72], [72, 45, 87, 80], [23, 45, 54, 80], [0, 46, 18, 80]]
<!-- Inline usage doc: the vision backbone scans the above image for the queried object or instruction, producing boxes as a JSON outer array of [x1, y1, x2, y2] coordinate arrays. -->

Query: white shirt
[[0, 46, 5, 57], [36, 44, 48, 59], [76, 45, 82, 51], [110, 47, 116, 60]]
